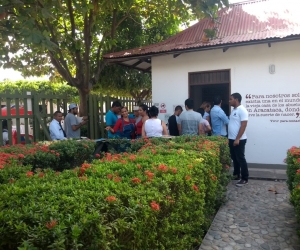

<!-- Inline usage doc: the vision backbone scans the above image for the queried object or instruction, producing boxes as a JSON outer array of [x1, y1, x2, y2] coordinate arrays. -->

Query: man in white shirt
[[49, 111, 67, 140], [228, 93, 249, 187]]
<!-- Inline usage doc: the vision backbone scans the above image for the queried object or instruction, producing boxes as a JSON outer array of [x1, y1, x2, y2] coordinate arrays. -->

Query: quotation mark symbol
[[246, 94, 251, 99], [296, 112, 299, 118]]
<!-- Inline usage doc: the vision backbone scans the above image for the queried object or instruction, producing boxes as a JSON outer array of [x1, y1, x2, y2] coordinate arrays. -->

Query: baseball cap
[[133, 106, 139, 111], [69, 103, 78, 110]]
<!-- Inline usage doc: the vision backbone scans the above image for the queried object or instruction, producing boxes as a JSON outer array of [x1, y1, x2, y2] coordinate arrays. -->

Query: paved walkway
[[199, 180, 300, 250]]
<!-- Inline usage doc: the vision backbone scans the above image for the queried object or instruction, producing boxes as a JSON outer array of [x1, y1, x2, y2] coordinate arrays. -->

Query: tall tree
[[0, 0, 228, 115]]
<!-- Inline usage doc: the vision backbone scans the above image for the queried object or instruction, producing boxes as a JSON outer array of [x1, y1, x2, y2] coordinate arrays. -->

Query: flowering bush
[[0, 136, 230, 249], [0, 140, 95, 172], [286, 146, 300, 236], [286, 146, 300, 191]]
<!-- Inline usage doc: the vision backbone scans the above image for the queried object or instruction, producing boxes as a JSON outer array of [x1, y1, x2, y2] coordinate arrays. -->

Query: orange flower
[[296, 169, 300, 174], [129, 155, 136, 161], [211, 175, 217, 181], [38, 172, 45, 178], [144, 170, 155, 179], [105, 196, 117, 202], [131, 177, 141, 184], [18, 154, 25, 159], [186, 175, 191, 181], [79, 176, 88, 181], [171, 167, 177, 174], [137, 164, 142, 169], [26, 171, 34, 177], [193, 185, 199, 192], [158, 164, 168, 172], [46, 220, 57, 229], [55, 171, 60, 176], [95, 154, 100, 158], [56, 153, 60, 157], [150, 201, 160, 211], [107, 174, 113, 179], [81, 163, 91, 169], [113, 177, 122, 182], [0, 165, 4, 169]]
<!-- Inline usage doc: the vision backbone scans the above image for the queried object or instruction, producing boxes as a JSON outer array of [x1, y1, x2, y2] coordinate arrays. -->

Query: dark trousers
[[229, 139, 249, 181]]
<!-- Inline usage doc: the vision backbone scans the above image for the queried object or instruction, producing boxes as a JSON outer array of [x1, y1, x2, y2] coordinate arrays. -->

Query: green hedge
[[286, 146, 300, 236], [0, 136, 231, 249], [0, 140, 95, 173]]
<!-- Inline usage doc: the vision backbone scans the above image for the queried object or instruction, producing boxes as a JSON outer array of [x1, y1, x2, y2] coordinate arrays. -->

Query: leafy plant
[[0, 136, 230, 249]]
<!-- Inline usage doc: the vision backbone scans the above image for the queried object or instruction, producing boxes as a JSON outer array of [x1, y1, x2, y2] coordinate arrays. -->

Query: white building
[[104, 0, 300, 166]]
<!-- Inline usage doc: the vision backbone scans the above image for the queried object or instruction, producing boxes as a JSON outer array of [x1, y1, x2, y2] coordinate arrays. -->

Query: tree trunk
[[78, 88, 89, 116]]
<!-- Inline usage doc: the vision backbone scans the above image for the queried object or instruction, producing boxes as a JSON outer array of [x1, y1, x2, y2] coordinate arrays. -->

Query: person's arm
[[177, 116, 182, 135], [106, 111, 113, 127], [204, 120, 212, 132], [50, 123, 65, 140], [106, 119, 121, 134], [198, 123, 205, 135], [71, 116, 87, 131], [234, 121, 247, 145], [234, 109, 248, 146], [206, 115, 211, 124], [218, 110, 230, 124], [142, 122, 146, 138], [162, 121, 168, 135]]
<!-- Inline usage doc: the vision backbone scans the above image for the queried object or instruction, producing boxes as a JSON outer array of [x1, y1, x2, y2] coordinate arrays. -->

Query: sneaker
[[232, 175, 240, 180], [236, 180, 248, 187]]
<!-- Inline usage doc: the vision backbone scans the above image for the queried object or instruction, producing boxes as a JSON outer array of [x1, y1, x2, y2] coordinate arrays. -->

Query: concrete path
[[199, 180, 300, 250], [229, 168, 287, 181]]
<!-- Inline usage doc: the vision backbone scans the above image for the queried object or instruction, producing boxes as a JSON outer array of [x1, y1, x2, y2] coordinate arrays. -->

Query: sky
[[0, 0, 246, 81]]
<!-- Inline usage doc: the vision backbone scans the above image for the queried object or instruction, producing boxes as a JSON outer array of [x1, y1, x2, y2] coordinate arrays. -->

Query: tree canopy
[[0, 0, 228, 114]]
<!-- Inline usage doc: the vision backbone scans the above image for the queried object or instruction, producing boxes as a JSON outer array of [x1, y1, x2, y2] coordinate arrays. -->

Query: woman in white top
[[200, 101, 211, 124], [142, 106, 168, 138], [197, 108, 212, 135]]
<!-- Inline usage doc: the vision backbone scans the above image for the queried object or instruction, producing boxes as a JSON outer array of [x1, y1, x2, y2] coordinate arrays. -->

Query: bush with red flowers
[[286, 146, 300, 237], [0, 140, 95, 174], [0, 136, 230, 249], [286, 146, 300, 191]]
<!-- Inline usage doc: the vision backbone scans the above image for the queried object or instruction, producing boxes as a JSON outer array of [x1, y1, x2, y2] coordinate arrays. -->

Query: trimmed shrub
[[286, 146, 300, 191], [0, 137, 230, 249], [0, 140, 95, 172], [286, 146, 300, 236], [47, 140, 95, 171]]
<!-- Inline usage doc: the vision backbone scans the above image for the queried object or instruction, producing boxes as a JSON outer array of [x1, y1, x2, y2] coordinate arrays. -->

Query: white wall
[[151, 40, 300, 165]]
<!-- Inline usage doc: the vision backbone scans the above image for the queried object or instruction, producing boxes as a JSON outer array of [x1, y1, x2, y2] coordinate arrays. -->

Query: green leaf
[[41, 8, 54, 19]]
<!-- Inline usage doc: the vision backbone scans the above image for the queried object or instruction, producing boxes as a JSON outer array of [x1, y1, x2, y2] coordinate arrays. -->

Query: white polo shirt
[[228, 105, 248, 140]]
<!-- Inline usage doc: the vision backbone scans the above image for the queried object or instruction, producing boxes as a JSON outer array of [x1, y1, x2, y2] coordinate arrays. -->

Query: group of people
[[49, 103, 88, 140], [105, 101, 168, 139], [49, 92, 249, 187], [167, 93, 249, 187]]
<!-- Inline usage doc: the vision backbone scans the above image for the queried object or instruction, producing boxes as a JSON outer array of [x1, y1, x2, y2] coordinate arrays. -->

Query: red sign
[[160, 109, 167, 113], [160, 103, 166, 109]]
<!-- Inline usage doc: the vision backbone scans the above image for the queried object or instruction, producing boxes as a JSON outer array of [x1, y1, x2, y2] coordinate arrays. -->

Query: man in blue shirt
[[49, 111, 67, 140], [210, 96, 229, 136], [106, 101, 122, 138]]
